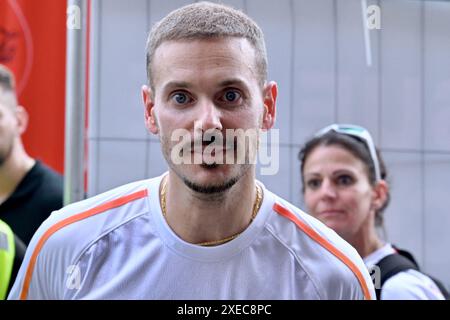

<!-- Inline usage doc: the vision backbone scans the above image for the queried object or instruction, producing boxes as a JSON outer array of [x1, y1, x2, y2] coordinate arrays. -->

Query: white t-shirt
[[9, 173, 375, 300], [364, 243, 445, 300]]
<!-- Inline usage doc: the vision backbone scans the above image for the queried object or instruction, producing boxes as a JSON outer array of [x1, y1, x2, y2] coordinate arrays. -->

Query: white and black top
[[364, 243, 444, 300]]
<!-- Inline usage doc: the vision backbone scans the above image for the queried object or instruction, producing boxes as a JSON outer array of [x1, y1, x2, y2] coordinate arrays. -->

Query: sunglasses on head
[[314, 124, 381, 182]]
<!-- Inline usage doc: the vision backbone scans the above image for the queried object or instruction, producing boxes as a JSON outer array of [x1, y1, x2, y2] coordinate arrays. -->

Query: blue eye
[[172, 92, 191, 105], [222, 90, 241, 103]]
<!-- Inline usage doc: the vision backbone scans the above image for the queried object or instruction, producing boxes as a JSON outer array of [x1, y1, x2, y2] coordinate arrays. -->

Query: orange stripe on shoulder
[[19, 189, 148, 300], [273, 202, 372, 300]]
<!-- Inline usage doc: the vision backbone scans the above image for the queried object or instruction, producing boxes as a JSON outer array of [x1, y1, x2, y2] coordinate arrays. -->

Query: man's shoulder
[[264, 192, 375, 299], [32, 161, 62, 186], [35, 161, 62, 177], [265, 193, 351, 256], [27, 161, 63, 201], [9, 178, 159, 299], [31, 178, 154, 257]]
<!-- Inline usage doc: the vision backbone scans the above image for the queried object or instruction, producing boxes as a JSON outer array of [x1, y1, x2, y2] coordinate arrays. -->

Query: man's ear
[[261, 81, 277, 131], [142, 85, 159, 134], [15, 106, 29, 135]]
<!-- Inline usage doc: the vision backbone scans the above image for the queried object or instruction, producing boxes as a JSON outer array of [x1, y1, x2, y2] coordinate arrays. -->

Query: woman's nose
[[320, 180, 337, 200]]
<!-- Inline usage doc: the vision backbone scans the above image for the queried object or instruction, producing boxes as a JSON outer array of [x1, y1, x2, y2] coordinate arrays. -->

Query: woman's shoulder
[[382, 269, 446, 300]]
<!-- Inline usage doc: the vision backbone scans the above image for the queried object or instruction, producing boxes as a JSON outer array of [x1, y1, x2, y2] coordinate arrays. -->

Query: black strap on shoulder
[[375, 253, 419, 300], [375, 248, 450, 300], [393, 247, 420, 268], [387, 247, 450, 299]]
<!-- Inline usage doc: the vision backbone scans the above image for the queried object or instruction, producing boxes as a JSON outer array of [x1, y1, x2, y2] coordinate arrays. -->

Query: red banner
[[0, 0, 66, 173]]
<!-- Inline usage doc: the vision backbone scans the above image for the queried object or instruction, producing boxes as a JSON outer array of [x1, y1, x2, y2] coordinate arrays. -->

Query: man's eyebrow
[[162, 81, 191, 90], [218, 78, 248, 88], [162, 79, 250, 91]]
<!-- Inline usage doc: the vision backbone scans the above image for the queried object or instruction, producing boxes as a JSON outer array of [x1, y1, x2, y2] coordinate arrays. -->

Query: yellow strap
[[0, 220, 15, 300]]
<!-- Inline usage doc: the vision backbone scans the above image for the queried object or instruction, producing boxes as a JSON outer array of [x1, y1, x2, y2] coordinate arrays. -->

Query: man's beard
[[159, 133, 253, 195], [181, 165, 241, 194], [0, 140, 13, 167]]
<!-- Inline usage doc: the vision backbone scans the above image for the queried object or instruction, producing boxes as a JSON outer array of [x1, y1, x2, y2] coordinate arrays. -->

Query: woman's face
[[303, 145, 377, 241]]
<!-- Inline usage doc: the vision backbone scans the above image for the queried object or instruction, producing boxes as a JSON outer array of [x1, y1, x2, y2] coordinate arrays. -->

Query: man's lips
[[191, 149, 232, 154], [190, 145, 235, 153]]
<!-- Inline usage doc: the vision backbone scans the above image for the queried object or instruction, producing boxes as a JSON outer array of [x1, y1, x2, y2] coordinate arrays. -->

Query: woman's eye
[[337, 175, 353, 186], [221, 90, 241, 103], [171, 92, 191, 105], [306, 179, 321, 190]]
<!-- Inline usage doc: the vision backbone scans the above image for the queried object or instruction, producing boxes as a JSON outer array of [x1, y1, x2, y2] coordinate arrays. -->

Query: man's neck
[[162, 170, 258, 245], [0, 146, 35, 204]]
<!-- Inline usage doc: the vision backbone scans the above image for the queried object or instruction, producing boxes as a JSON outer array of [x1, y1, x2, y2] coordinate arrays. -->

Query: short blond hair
[[146, 1, 267, 89]]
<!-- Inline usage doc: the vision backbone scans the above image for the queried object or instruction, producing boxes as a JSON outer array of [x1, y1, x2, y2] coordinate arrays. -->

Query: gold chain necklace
[[160, 177, 263, 246]]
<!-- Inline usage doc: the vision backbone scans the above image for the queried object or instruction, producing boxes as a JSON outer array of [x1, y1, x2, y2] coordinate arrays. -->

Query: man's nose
[[196, 99, 223, 131]]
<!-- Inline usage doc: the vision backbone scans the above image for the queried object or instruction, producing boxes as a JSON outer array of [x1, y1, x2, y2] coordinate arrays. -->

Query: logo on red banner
[[0, 0, 34, 95]]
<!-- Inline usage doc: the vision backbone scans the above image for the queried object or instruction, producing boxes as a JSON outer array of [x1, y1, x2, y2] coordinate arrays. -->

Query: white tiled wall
[[98, 0, 148, 140], [382, 152, 424, 264], [247, 0, 293, 144], [88, 0, 450, 287], [425, 155, 450, 280], [380, 0, 422, 150], [424, 2, 450, 152], [291, 0, 336, 146], [336, 0, 380, 140]]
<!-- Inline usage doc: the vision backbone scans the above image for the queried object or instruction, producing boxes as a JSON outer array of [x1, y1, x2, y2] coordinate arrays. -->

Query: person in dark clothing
[[0, 161, 63, 244], [0, 64, 63, 245]]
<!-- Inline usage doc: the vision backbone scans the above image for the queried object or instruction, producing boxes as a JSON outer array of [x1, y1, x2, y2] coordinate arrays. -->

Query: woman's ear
[[372, 180, 389, 212], [261, 81, 277, 131], [142, 85, 159, 134]]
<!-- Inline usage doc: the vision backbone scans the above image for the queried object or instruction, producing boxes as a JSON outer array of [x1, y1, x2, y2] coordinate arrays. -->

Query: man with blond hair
[[9, 2, 375, 300]]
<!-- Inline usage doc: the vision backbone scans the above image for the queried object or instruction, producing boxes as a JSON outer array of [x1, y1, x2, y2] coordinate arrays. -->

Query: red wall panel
[[0, 0, 66, 174]]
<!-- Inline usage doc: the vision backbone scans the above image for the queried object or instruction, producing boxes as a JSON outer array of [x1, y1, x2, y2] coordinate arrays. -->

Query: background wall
[[87, 0, 450, 287]]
